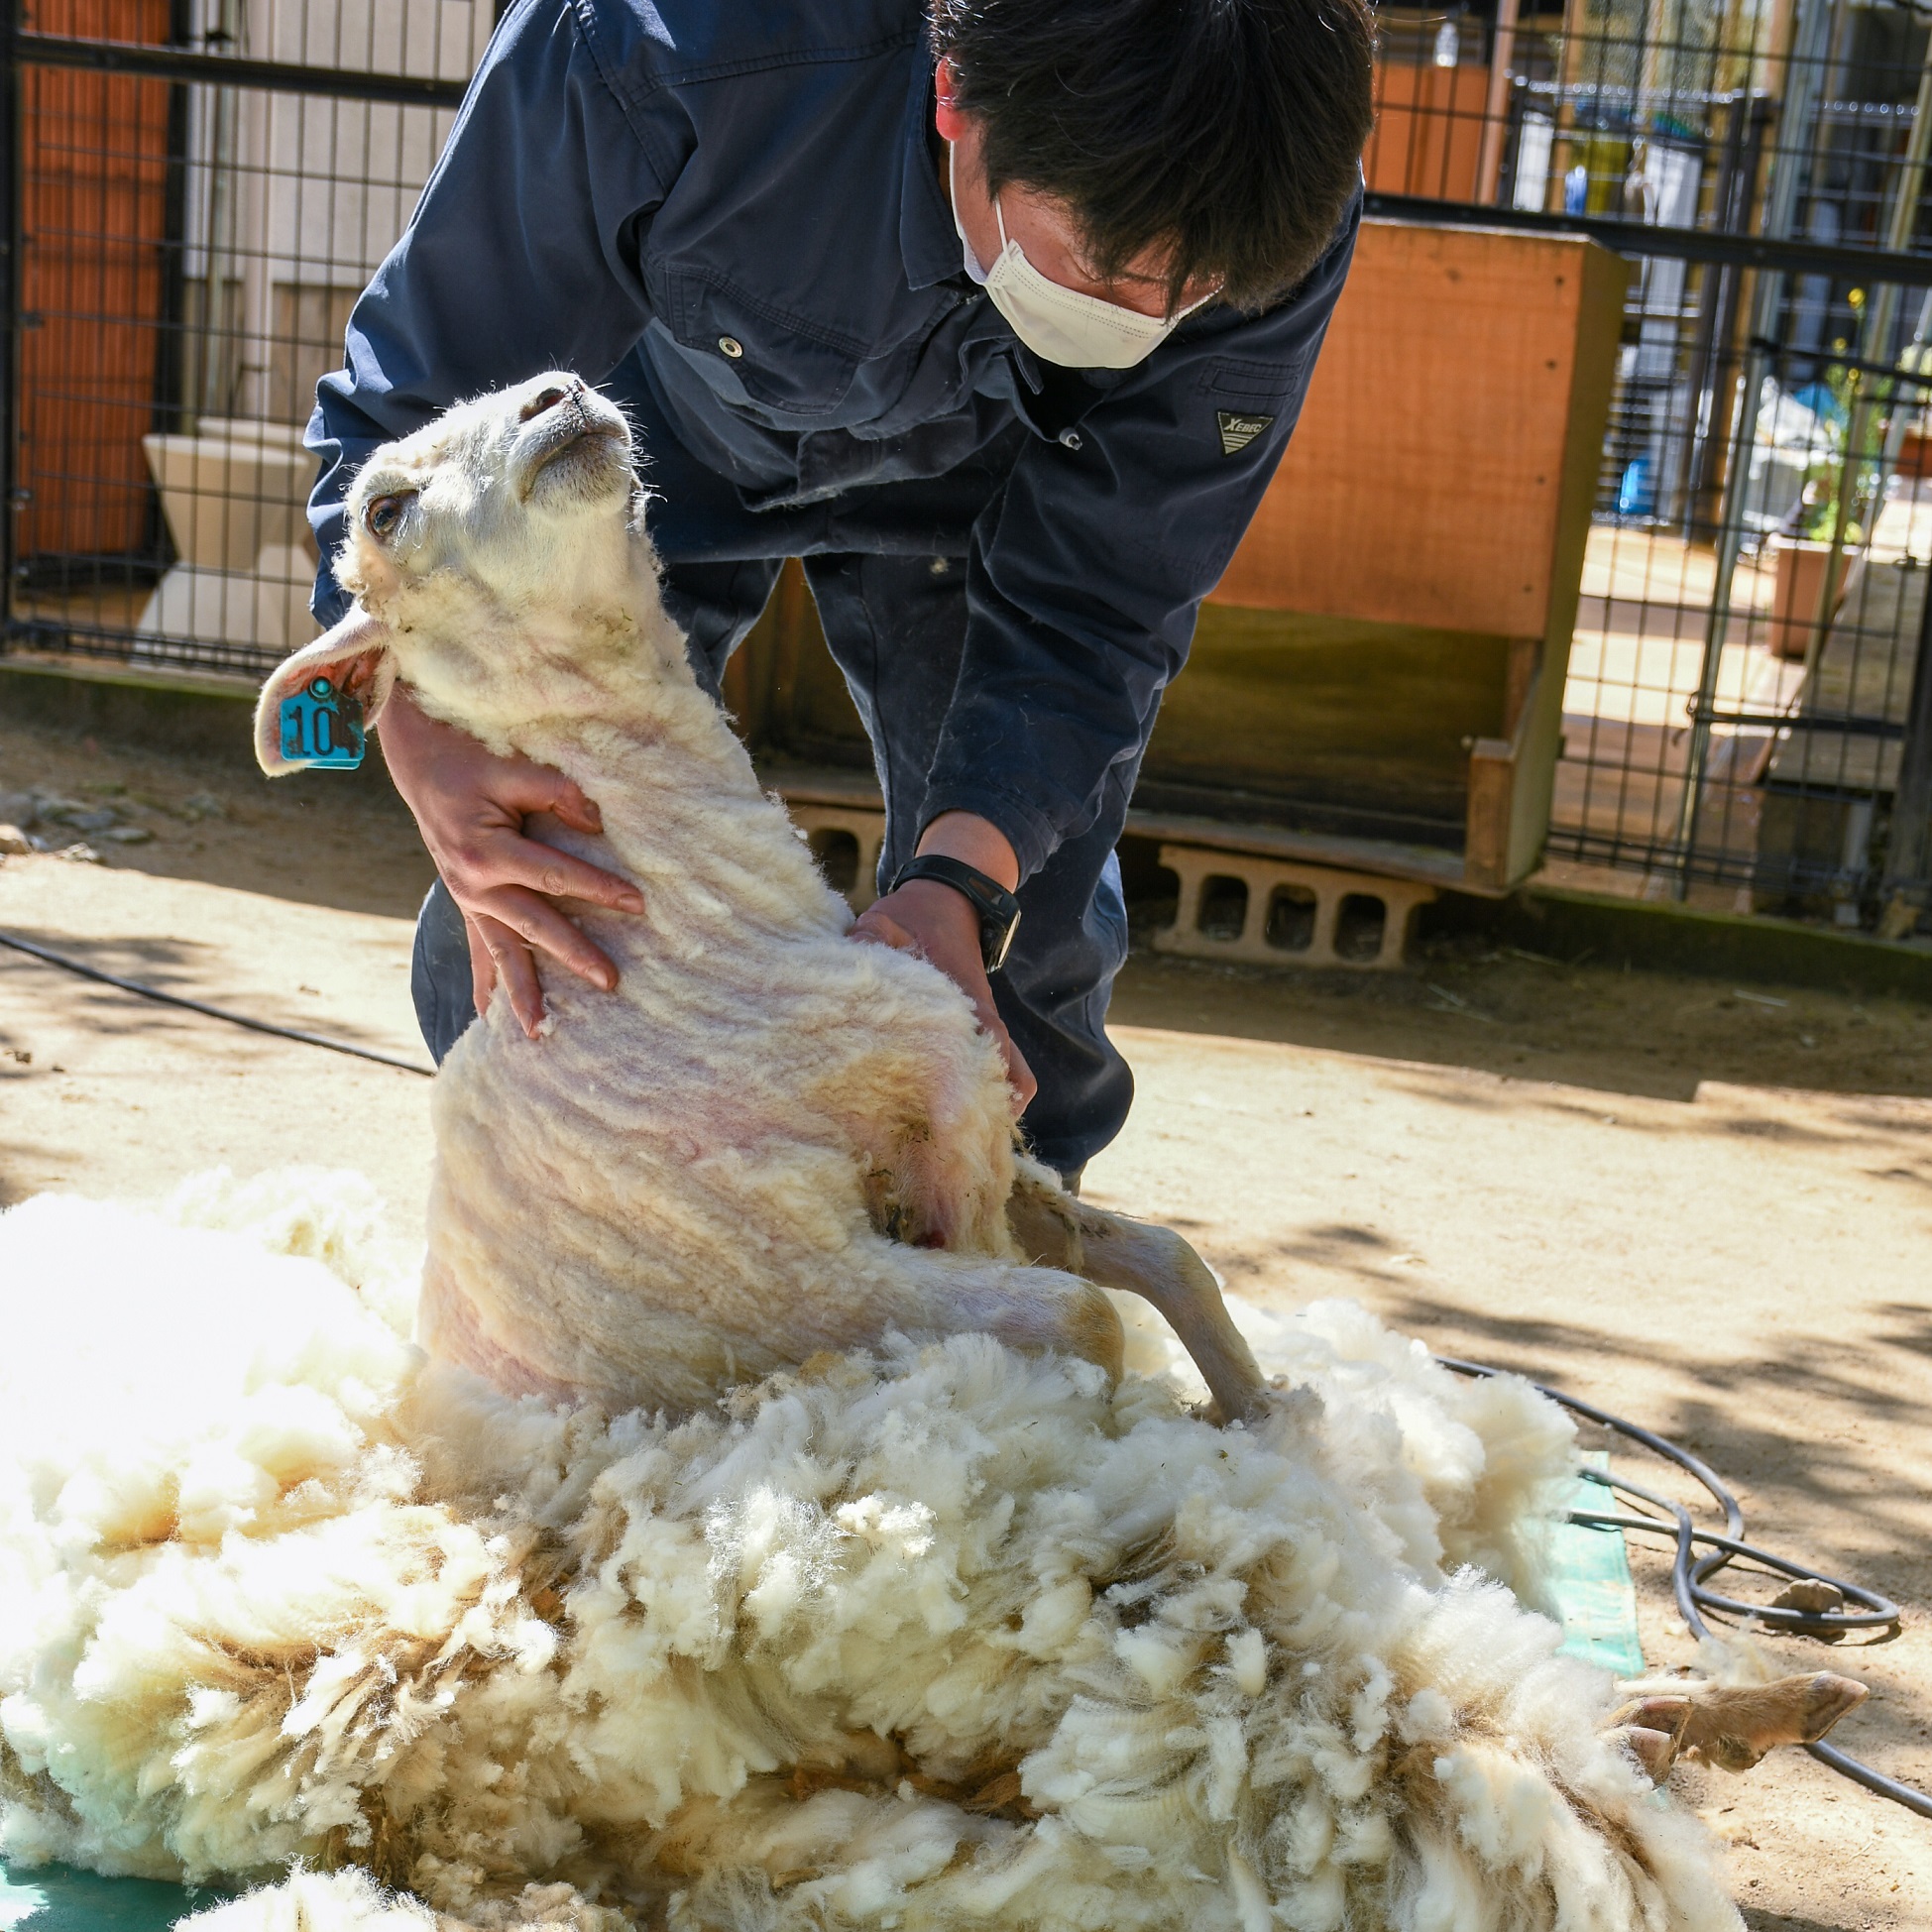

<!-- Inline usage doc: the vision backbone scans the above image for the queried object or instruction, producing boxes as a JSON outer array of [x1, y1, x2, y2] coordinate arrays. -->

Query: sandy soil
[[1, 713, 1928, 1930]]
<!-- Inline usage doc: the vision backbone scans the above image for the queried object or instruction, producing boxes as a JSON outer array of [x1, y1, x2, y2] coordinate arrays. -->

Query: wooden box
[[1164, 219, 1628, 889]]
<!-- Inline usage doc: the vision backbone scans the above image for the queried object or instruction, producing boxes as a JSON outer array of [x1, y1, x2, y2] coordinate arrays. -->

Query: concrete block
[[788, 802, 886, 910], [1153, 844, 1435, 971]]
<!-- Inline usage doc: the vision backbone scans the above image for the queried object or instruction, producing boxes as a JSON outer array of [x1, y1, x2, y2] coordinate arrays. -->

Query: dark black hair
[[929, 0, 1374, 312]]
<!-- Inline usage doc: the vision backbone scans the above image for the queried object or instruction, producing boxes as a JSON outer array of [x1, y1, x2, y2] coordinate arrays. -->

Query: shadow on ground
[[1111, 948, 1932, 1106], [0, 926, 422, 1066], [1744, 1914, 1876, 1931], [9, 711, 1929, 1109]]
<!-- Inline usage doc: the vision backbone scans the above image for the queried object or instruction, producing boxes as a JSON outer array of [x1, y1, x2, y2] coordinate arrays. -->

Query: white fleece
[[0, 1175, 1739, 1932]]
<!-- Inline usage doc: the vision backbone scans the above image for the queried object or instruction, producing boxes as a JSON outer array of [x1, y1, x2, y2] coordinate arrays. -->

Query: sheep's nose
[[519, 383, 576, 422]]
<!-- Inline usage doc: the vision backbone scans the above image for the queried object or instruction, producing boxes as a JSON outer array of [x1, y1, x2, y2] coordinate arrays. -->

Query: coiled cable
[[1439, 1356, 1928, 1818]]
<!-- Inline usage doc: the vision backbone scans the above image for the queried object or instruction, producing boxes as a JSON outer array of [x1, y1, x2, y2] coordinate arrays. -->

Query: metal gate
[[3, 0, 1931, 938], [0, 0, 490, 679]]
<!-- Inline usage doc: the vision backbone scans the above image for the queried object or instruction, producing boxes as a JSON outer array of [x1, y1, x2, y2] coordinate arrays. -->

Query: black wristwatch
[[889, 853, 1023, 973]]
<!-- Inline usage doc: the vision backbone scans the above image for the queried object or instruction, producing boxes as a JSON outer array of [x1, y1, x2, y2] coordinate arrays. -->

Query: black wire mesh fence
[[2, 0, 1930, 934], [1365, 0, 1932, 932], [0, 0, 485, 678]]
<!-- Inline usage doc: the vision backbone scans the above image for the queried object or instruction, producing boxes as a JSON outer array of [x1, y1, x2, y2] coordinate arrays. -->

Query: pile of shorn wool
[[0, 1169, 1741, 1932]]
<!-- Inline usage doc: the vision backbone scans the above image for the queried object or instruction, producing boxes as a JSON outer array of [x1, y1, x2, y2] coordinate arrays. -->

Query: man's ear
[[254, 612, 396, 776]]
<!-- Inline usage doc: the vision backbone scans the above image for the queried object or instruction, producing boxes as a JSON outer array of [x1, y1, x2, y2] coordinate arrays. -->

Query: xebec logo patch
[[1216, 409, 1275, 456]]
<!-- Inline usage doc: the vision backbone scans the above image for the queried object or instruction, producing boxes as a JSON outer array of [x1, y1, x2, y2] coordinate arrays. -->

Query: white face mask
[[950, 144, 1213, 370]]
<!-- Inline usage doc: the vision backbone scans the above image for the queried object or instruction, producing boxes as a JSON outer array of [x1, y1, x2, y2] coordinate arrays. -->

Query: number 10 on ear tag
[[279, 675, 365, 769]]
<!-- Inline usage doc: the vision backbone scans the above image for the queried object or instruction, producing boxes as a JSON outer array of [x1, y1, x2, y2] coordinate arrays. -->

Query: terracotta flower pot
[[1766, 537, 1849, 662]]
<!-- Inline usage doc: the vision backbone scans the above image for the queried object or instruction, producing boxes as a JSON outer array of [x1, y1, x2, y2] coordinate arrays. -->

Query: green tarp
[[1549, 1457, 1648, 1681], [0, 1861, 204, 1931]]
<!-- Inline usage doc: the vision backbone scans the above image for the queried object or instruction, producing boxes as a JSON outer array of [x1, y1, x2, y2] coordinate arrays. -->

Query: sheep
[[0, 1173, 1745, 1932], [252, 371, 1265, 1426]]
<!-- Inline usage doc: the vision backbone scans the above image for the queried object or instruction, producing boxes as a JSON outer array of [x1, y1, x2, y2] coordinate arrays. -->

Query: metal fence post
[[1879, 570, 1932, 927], [0, 0, 19, 648], [1672, 0, 1838, 897]]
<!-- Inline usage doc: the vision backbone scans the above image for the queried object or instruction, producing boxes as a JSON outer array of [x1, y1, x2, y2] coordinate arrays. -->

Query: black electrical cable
[[1438, 1356, 1930, 1819], [0, 927, 436, 1077]]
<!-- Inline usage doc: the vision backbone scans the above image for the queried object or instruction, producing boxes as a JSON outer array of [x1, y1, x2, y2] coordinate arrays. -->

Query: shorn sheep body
[[257, 373, 1160, 1421], [0, 376, 1756, 1929]]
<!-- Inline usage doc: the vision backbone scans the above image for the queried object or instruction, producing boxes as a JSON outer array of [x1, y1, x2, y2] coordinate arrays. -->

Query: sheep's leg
[[1006, 1173, 1267, 1423], [1607, 1672, 1868, 1781], [886, 1245, 1127, 1383]]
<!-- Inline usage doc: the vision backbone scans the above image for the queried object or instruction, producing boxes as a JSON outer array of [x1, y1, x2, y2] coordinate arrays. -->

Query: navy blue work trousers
[[410, 365, 1135, 1176]]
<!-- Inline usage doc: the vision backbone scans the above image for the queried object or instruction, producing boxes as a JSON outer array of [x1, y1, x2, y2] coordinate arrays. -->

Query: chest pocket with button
[[667, 267, 868, 419]]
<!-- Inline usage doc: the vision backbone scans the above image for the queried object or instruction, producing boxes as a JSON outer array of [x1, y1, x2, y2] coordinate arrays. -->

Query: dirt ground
[[1, 710, 1929, 1931]]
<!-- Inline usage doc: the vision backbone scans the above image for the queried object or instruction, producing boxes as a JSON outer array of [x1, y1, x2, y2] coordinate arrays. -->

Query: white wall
[[181, 0, 498, 419]]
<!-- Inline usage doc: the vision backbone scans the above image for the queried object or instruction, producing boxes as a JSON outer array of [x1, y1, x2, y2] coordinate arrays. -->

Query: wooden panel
[[1364, 62, 1491, 203], [1463, 735, 1518, 890], [1210, 221, 1630, 639], [1141, 605, 1512, 835], [269, 284, 363, 427], [18, 0, 174, 561], [1490, 236, 1629, 885]]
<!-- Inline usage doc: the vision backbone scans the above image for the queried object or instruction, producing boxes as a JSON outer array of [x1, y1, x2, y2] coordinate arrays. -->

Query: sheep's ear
[[254, 612, 396, 776]]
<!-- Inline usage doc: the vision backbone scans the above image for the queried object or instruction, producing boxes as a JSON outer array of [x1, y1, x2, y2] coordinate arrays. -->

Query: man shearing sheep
[[309, 0, 1374, 1184]]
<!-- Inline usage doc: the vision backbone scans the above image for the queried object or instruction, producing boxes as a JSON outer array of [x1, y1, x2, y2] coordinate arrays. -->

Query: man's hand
[[851, 811, 1036, 1110], [379, 686, 645, 1037]]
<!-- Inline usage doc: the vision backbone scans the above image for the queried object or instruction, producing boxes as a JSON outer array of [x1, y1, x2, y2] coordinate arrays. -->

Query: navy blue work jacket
[[309, 0, 1359, 881]]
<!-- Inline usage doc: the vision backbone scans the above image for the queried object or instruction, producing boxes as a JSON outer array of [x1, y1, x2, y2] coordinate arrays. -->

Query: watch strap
[[888, 853, 1023, 973]]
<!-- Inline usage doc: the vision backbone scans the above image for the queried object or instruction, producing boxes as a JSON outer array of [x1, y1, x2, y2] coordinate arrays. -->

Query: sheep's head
[[255, 372, 641, 774]]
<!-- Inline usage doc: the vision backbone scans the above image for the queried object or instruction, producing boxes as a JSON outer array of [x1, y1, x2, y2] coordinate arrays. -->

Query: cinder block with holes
[[1153, 844, 1435, 970], [789, 803, 886, 910]]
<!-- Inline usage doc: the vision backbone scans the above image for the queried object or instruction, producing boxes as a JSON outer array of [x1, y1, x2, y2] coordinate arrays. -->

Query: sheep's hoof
[[1611, 1723, 1681, 1784], [1684, 1672, 1868, 1772], [1606, 1672, 1868, 1777], [1612, 1694, 1693, 1737]]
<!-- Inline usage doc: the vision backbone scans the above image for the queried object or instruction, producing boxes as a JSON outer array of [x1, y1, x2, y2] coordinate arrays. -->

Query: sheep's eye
[[365, 493, 412, 538]]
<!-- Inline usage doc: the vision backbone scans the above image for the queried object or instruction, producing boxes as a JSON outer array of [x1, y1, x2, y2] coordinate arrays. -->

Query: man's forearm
[[916, 811, 1020, 891]]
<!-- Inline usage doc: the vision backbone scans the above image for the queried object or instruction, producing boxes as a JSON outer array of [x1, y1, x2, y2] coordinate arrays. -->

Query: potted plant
[[1765, 481, 1854, 662], [1764, 344, 1880, 662]]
